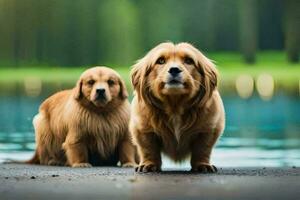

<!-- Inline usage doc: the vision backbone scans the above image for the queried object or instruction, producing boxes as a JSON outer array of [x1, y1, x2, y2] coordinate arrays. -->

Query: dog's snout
[[96, 88, 105, 95], [168, 67, 182, 77], [95, 88, 107, 101]]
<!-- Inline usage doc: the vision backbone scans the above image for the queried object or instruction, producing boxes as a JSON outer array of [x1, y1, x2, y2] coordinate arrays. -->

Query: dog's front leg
[[118, 137, 137, 168], [63, 133, 91, 168], [134, 131, 161, 173], [190, 131, 219, 173]]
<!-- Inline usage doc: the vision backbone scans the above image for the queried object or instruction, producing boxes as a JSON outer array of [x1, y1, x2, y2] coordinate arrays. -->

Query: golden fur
[[29, 66, 136, 167], [130, 42, 225, 173]]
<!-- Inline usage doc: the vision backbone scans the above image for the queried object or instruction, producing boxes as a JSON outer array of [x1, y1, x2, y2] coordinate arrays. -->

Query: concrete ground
[[0, 164, 299, 200]]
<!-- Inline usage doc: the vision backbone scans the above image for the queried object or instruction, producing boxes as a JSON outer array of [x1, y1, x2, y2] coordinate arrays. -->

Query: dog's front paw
[[135, 162, 161, 173], [48, 159, 63, 166], [72, 163, 92, 168], [191, 163, 217, 173], [121, 162, 137, 168]]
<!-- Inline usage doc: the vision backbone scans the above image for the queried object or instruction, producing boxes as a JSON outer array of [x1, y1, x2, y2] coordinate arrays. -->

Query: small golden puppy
[[130, 42, 225, 173], [28, 66, 136, 167]]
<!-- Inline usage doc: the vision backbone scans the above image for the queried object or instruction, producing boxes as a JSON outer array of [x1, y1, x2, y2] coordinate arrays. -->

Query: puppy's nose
[[168, 67, 182, 77], [96, 88, 105, 96]]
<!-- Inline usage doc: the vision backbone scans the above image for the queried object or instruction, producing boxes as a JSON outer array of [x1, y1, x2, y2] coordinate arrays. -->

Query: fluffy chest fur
[[145, 107, 217, 161], [170, 115, 182, 142], [157, 114, 199, 161], [65, 100, 130, 158], [131, 94, 224, 162]]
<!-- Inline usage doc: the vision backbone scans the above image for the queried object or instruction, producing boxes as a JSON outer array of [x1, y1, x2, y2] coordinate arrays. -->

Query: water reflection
[[0, 82, 299, 167]]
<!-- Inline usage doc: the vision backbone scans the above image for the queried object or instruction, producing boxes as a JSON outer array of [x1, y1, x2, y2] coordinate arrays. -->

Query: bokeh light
[[235, 74, 254, 99], [24, 77, 42, 97], [256, 74, 274, 101]]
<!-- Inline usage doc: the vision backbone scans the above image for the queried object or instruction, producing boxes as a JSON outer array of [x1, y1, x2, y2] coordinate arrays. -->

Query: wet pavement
[[0, 164, 299, 200]]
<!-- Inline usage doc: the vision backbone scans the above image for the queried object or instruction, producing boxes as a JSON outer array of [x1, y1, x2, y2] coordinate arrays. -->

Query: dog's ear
[[118, 78, 128, 100], [131, 63, 141, 91], [190, 49, 218, 107], [131, 58, 146, 92], [73, 78, 83, 100], [131, 57, 163, 109], [131, 58, 152, 94], [197, 56, 218, 94]]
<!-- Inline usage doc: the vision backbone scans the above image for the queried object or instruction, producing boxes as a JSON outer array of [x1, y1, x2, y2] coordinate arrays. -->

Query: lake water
[[0, 83, 299, 168]]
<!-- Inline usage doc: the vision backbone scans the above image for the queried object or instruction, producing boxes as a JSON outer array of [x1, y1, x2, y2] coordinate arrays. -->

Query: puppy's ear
[[119, 78, 128, 100], [73, 79, 83, 100]]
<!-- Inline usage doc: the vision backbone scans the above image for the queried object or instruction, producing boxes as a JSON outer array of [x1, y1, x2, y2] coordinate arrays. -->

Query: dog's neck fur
[[76, 97, 124, 115], [160, 95, 196, 115], [144, 94, 206, 142]]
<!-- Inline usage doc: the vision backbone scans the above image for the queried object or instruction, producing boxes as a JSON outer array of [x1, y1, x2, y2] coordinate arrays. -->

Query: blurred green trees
[[239, 0, 258, 63], [284, 0, 300, 63], [0, 0, 298, 67]]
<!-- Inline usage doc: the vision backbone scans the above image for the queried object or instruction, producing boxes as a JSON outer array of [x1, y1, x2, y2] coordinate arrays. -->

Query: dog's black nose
[[96, 88, 105, 95], [168, 67, 182, 77]]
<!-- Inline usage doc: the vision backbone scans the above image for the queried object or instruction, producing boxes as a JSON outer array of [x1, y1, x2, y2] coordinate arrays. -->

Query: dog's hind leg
[[33, 113, 65, 166]]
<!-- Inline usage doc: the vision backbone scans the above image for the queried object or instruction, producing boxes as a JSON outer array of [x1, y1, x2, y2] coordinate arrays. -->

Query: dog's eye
[[156, 57, 166, 65], [107, 79, 115, 86], [87, 80, 95, 85], [184, 57, 194, 65]]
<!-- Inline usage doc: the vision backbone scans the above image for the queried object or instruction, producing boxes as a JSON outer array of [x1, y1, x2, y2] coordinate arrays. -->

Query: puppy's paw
[[135, 162, 161, 173], [72, 163, 92, 168], [191, 163, 217, 173], [48, 159, 63, 166], [121, 162, 137, 168]]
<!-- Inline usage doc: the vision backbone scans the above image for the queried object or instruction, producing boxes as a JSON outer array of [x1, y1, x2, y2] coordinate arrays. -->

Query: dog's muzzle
[[95, 88, 107, 101], [168, 67, 182, 77], [165, 67, 184, 89]]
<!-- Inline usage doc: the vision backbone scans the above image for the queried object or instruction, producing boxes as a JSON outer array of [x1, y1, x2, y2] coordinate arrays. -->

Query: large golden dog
[[28, 66, 136, 167], [130, 42, 225, 173]]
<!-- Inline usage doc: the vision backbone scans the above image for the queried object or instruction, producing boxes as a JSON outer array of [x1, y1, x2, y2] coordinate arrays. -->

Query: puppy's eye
[[184, 57, 194, 65], [156, 57, 166, 65], [107, 79, 115, 86], [87, 79, 95, 85]]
